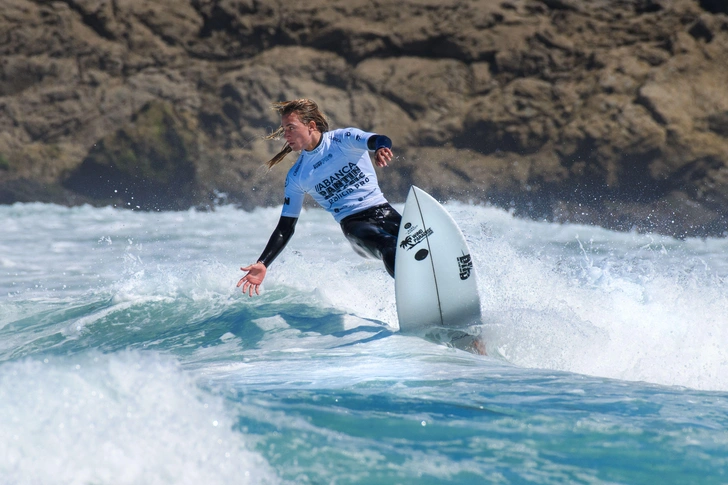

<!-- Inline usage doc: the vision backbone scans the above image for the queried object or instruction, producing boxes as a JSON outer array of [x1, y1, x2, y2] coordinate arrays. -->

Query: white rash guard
[[281, 128, 389, 223]]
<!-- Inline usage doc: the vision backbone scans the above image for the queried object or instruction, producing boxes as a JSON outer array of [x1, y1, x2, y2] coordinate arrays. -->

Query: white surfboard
[[395, 186, 481, 334]]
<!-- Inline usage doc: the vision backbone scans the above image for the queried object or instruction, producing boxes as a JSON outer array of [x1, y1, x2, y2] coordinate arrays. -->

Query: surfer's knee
[[382, 245, 396, 278]]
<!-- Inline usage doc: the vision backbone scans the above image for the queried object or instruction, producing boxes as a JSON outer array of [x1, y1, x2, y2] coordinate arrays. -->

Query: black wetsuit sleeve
[[367, 134, 392, 151], [257, 216, 298, 267]]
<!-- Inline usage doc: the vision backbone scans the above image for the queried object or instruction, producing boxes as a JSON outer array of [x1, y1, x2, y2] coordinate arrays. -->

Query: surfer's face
[[281, 112, 319, 151]]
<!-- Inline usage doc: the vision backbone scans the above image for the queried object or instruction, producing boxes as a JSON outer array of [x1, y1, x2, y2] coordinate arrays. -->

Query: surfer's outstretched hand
[[237, 262, 267, 297]]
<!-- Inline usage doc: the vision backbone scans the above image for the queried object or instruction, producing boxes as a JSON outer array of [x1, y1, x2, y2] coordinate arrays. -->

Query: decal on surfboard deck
[[457, 254, 474, 280], [399, 222, 434, 251], [394, 186, 481, 335]]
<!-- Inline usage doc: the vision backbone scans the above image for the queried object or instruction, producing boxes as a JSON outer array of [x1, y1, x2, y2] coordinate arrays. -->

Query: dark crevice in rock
[[197, 5, 236, 39], [63, 0, 117, 41], [688, 19, 714, 42], [634, 0, 663, 14], [698, 0, 728, 15], [634, 93, 668, 126], [706, 112, 728, 137], [443, 163, 472, 183]]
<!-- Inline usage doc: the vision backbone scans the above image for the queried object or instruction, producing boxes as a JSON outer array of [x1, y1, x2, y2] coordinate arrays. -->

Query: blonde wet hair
[[264, 99, 330, 169]]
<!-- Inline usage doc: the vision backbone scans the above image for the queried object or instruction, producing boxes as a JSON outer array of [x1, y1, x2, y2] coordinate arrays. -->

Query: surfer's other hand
[[237, 262, 267, 297], [374, 147, 392, 167]]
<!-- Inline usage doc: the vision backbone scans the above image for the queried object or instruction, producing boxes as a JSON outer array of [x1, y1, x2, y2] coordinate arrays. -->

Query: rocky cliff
[[1, 0, 727, 237]]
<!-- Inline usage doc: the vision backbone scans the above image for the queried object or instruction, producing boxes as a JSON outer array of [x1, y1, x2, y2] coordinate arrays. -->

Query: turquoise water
[[1, 202, 727, 484]]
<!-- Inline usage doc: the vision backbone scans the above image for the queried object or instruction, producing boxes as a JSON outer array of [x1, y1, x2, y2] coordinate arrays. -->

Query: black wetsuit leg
[[340, 204, 402, 278]]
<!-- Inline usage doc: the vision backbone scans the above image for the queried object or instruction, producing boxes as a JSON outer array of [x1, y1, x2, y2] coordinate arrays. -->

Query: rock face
[[1, 0, 727, 237]]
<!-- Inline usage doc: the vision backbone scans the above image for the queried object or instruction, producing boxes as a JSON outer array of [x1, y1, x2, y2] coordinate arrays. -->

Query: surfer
[[238, 98, 401, 297]]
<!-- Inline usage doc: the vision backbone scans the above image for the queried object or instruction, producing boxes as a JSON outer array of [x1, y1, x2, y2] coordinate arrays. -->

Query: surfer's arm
[[340, 129, 393, 168], [237, 216, 298, 297], [367, 134, 393, 167], [257, 216, 298, 267]]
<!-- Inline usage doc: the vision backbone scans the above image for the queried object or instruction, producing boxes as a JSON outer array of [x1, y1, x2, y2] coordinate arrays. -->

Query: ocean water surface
[[1, 201, 727, 484]]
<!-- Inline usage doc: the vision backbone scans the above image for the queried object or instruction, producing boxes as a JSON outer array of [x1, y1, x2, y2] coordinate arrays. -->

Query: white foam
[[468, 213, 728, 391], [0, 351, 279, 484]]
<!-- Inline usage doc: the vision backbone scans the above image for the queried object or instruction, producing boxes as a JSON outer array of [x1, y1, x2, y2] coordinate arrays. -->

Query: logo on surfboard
[[399, 227, 433, 250], [457, 254, 473, 280]]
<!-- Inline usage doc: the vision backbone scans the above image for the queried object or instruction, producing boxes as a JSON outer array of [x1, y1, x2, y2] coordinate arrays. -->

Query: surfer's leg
[[341, 221, 398, 277], [373, 204, 401, 277], [380, 240, 397, 277], [340, 204, 401, 277]]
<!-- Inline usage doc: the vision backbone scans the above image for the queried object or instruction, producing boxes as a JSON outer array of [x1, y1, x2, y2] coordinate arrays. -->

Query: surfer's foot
[[471, 338, 487, 356], [444, 331, 487, 356]]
